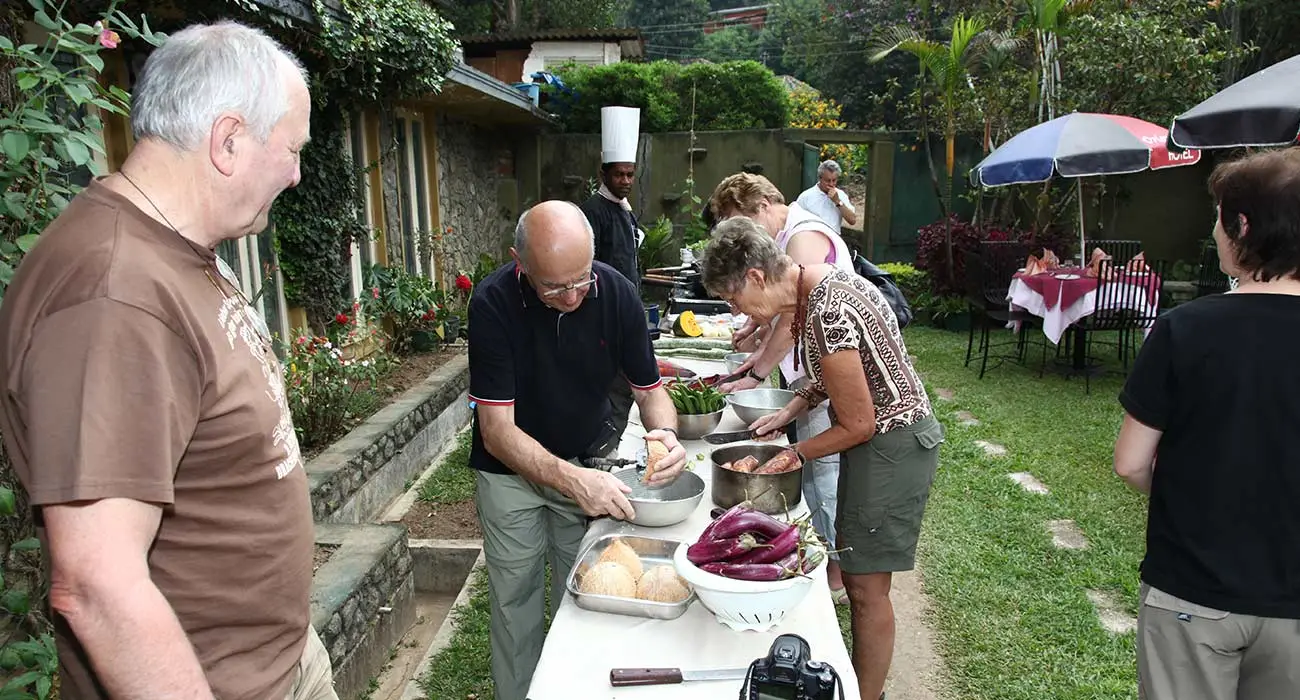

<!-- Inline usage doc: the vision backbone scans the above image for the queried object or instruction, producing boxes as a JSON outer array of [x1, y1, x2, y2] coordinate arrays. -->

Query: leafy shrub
[[878, 262, 929, 303], [913, 216, 986, 297], [362, 265, 442, 353], [552, 60, 789, 133], [282, 327, 389, 450]]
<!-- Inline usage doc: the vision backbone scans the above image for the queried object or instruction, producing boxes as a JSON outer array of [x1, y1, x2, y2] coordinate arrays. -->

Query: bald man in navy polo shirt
[[467, 200, 686, 700]]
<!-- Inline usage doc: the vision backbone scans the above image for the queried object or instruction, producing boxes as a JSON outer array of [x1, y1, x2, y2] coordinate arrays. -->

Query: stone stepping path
[[974, 440, 1007, 457], [1087, 589, 1137, 635], [1046, 519, 1089, 550], [955, 410, 980, 426], [1007, 472, 1050, 494]]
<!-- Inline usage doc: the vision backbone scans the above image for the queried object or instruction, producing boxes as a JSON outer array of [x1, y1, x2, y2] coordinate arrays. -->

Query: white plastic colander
[[672, 541, 827, 632]]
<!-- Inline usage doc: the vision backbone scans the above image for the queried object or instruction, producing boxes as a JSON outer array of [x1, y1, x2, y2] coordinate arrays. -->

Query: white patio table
[[525, 357, 857, 700]]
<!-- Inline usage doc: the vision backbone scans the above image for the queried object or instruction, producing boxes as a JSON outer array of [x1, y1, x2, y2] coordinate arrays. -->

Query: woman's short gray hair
[[702, 217, 789, 296], [131, 21, 307, 150]]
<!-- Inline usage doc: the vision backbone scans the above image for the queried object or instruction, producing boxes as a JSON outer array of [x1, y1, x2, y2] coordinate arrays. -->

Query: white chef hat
[[601, 106, 640, 165]]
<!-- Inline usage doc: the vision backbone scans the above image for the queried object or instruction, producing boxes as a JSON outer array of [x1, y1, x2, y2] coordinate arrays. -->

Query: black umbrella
[[1169, 54, 1300, 150]]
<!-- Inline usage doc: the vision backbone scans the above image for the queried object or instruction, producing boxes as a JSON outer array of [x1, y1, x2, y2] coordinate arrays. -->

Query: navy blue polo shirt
[[467, 260, 662, 475]]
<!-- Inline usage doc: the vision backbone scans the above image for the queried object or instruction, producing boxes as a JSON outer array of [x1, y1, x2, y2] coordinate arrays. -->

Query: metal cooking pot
[[709, 444, 802, 515]]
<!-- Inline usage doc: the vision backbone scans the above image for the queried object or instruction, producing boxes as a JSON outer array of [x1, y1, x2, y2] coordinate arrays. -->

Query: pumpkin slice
[[671, 310, 703, 337]]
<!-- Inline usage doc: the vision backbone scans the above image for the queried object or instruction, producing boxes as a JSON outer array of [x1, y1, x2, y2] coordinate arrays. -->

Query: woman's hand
[[731, 317, 761, 351], [748, 409, 792, 441], [718, 375, 760, 394]]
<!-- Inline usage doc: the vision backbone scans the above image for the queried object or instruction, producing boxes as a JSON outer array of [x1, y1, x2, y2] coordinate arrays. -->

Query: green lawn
[[416, 429, 475, 505], [898, 326, 1145, 700], [416, 325, 1149, 700]]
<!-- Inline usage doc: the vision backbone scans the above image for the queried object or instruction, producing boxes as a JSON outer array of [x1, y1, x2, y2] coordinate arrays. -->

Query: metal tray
[[566, 533, 695, 620]]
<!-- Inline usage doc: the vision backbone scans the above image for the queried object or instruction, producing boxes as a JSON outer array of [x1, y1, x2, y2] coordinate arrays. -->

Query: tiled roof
[[459, 27, 643, 44]]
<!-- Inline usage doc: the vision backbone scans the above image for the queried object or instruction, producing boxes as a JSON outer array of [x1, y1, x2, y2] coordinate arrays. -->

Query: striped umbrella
[[970, 112, 1201, 256]]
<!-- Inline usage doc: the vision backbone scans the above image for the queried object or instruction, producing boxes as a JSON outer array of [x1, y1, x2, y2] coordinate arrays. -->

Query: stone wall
[[436, 115, 514, 279], [307, 354, 469, 523], [312, 523, 416, 700]]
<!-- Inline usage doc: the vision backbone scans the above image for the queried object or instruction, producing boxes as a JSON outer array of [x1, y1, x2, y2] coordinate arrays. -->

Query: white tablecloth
[[526, 358, 858, 699], [1008, 276, 1159, 345]]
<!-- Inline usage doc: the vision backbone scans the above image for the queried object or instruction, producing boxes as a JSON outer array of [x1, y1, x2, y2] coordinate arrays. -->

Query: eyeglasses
[[207, 257, 273, 349], [538, 271, 598, 299]]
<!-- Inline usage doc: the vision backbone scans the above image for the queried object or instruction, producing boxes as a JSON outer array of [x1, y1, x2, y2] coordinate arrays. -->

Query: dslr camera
[[740, 633, 842, 700]]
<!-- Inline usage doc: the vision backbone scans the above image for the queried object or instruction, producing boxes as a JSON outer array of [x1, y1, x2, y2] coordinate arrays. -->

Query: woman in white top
[[706, 172, 859, 601]]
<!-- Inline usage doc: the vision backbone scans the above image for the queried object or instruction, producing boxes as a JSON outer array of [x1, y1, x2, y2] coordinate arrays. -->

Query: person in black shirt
[[1114, 147, 1300, 700], [581, 108, 645, 466], [467, 200, 686, 700]]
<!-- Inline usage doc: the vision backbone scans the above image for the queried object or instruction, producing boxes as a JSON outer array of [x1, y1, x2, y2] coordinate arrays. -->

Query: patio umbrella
[[970, 112, 1202, 256], [1169, 54, 1300, 150]]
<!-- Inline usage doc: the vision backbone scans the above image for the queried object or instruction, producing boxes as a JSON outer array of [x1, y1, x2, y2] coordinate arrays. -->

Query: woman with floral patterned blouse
[[701, 216, 944, 700]]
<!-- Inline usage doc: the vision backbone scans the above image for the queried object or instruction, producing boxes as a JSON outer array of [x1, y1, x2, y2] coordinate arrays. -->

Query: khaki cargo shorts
[[835, 415, 943, 575], [1138, 583, 1300, 700]]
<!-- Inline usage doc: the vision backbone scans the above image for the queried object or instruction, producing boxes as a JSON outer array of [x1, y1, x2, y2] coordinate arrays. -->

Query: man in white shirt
[[795, 159, 858, 233]]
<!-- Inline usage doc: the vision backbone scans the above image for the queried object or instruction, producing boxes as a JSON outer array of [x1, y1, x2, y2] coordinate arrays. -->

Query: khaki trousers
[[285, 625, 339, 700], [1138, 583, 1300, 700], [475, 469, 589, 700]]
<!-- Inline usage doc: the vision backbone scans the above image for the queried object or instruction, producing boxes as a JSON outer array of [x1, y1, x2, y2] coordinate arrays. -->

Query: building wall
[[521, 41, 621, 80], [435, 115, 517, 277]]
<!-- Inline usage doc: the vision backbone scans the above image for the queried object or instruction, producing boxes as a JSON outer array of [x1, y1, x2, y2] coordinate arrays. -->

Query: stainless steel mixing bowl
[[675, 408, 725, 440], [724, 352, 751, 374], [612, 468, 706, 527], [725, 388, 796, 425]]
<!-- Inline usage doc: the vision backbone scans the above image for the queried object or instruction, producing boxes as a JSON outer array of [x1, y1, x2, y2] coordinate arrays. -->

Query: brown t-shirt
[[796, 268, 933, 434], [0, 181, 314, 699]]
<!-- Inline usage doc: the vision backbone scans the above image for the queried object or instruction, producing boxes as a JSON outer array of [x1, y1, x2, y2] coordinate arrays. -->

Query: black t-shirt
[[467, 261, 661, 475], [580, 194, 641, 292], [1120, 293, 1300, 618]]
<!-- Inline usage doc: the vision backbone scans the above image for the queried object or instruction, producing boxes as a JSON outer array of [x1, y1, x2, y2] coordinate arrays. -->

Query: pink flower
[[99, 28, 120, 49], [371, 286, 380, 299]]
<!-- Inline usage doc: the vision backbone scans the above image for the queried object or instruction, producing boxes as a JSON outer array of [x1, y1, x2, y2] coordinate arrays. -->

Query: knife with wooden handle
[[609, 666, 749, 686]]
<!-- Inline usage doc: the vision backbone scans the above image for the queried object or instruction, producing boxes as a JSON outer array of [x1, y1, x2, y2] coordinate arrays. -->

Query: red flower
[[455, 274, 473, 291], [335, 313, 350, 325]]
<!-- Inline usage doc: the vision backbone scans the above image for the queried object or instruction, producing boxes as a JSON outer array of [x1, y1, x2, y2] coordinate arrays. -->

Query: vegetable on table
[[685, 502, 827, 582], [580, 561, 638, 597], [666, 380, 725, 415], [671, 310, 703, 337], [754, 448, 801, 474], [686, 532, 761, 565]]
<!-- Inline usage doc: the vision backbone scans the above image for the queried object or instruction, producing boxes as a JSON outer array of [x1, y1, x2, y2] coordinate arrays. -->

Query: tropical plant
[[639, 216, 676, 275], [362, 265, 441, 353], [870, 15, 1012, 287], [0, 0, 163, 300]]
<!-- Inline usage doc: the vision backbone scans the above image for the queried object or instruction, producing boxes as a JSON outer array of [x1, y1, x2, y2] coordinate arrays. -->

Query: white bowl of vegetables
[[666, 380, 726, 440], [672, 502, 827, 632]]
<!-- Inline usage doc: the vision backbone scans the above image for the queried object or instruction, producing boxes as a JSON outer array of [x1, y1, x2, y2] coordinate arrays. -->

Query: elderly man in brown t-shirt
[[0, 22, 335, 700]]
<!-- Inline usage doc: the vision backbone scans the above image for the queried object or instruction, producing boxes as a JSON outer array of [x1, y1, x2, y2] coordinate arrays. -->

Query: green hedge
[[551, 60, 789, 133]]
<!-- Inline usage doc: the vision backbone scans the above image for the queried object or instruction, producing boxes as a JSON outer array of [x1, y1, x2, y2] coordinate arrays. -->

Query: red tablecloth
[[1012, 268, 1097, 310], [1013, 267, 1161, 310]]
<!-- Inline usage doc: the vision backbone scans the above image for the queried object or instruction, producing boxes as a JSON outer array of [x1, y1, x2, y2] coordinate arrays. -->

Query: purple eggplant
[[708, 508, 790, 541], [686, 532, 760, 565], [730, 524, 801, 565], [699, 562, 793, 581], [698, 502, 753, 542]]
